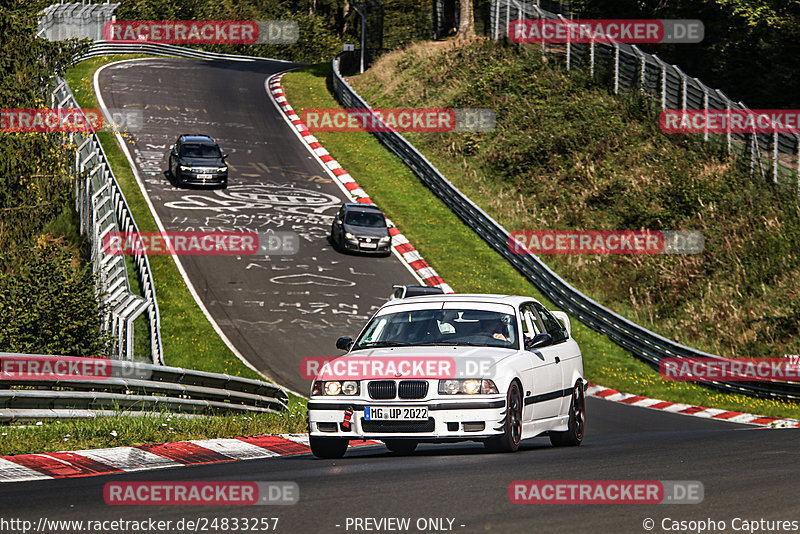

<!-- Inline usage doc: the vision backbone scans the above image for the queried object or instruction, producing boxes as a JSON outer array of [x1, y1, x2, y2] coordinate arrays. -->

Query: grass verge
[[0, 56, 309, 457], [0, 397, 307, 457], [280, 61, 800, 420]]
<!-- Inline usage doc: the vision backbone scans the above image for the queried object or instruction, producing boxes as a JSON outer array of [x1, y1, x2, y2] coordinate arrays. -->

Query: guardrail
[[331, 51, 800, 401], [52, 78, 163, 365], [0, 353, 289, 421], [79, 41, 293, 63], [489, 0, 800, 193]]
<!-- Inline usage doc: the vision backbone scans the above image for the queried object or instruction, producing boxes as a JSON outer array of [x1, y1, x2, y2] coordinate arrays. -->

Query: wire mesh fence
[[490, 0, 800, 194]]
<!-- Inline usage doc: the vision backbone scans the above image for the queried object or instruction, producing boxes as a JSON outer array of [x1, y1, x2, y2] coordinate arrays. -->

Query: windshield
[[354, 308, 518, 349], [345, 210, 386, 227], [180, 143, 222, 158]]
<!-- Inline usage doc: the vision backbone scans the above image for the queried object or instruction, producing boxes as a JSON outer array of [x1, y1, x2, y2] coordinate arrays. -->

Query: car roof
[[179, 135, 216, 144], [342, 202, 382, 212], [381, 293, 539, 308]]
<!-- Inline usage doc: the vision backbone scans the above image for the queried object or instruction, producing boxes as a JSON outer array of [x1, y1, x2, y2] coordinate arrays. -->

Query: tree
[[456, 0, 475, 40]]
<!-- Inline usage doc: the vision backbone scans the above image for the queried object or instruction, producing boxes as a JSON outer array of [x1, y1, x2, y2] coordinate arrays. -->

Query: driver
[[487, 319, 509, 341]]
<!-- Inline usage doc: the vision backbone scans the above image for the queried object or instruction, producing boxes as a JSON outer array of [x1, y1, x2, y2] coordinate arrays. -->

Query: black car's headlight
[[438, 379, 498, 395], [179, 165, 192, 171], [312, 380, 359, 396], [379, 236, 391, 243], [344, 232, 356, 241], [217, 166, 227, 172]]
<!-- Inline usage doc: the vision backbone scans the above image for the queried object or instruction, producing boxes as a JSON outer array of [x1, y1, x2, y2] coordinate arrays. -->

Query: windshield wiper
[[413, 341, 494, 347]]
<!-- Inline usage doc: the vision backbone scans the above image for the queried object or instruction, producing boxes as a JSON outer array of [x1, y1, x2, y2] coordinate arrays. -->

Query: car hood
[[318, 345, 518, 380], [178, 157, 225, 167], [342, 224, 389, 238]]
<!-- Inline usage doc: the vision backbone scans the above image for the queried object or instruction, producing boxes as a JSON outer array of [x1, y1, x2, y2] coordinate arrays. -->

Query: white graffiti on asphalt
[[164, 184, 341, 213]]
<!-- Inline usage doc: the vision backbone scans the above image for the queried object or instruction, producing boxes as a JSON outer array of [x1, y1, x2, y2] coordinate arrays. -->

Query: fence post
[[632, 46, 645, 94], [716, 89, 732, 154], [773, 132, 779, 184], [652, 55, 667, 109], [590, 38, 595, 78], [699, 81, 709, 142], [614, 44, 620, 95], [560, 15, 571, 70]]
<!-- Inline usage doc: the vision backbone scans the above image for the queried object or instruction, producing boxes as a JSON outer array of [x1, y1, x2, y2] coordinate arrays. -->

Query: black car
[[330, 203, 392, 255], [168, 134, 228, 188]]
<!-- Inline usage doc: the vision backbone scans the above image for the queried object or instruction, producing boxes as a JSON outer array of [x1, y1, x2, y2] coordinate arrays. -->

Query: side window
[[519, 304, 541, 339], [532, 302, 567, 344]]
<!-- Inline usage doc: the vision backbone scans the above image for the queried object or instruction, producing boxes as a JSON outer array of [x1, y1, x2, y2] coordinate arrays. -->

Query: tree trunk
[[456, 0, 476, 40]]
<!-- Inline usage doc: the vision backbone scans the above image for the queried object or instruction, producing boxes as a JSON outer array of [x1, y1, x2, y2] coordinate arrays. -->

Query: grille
[[368, 381, 396, 399], [193, 167, 217, 173], [398, 380, 428, 399], [361, 418, 435, 433]]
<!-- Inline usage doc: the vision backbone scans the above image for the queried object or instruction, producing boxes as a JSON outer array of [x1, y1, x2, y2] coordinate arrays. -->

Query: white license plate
[[364, 406, 428, 421], [197, 174, 212, 180], [360, 242, 377, 249]]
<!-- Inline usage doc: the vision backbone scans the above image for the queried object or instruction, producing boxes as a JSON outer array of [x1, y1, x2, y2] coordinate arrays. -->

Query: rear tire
[[484, 381, 523, 453], [384, 440, 418, 455], [309, 436, 348, 459], [549, 382, 585, 447]]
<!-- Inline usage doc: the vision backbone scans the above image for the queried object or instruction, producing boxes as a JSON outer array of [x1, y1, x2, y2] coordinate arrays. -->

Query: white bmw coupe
[[308, 294, 586, 458]]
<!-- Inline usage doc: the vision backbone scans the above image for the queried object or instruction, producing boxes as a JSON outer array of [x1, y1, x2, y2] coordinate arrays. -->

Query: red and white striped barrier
[[267, 73, 453, 293]]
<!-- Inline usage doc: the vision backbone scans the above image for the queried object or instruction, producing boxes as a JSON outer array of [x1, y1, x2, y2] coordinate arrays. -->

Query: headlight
[[179, 165, 192, 171], [311, 380, 359, 396], [379, 235, 391, 243], [341, 381, 359, 395], [217, 166, 227, 172], [438, 379, 498, 395], [345, 232, 356, 240]]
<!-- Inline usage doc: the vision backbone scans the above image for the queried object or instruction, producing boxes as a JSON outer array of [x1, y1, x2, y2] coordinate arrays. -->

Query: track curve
[[7, 58, 794, 533]]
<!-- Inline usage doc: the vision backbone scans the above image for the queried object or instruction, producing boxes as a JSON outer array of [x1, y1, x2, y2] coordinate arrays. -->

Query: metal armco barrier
[[490, 0, 800, 193], [0, 353, 289, 420], [331, 52, 800, 401], [51, 78, 164, 365]]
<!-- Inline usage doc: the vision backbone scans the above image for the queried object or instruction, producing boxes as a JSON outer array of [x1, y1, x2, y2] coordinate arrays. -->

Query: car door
[[531, 301, 571, 415], [519, 303, 563, 421], [331, 206, 345, 243]]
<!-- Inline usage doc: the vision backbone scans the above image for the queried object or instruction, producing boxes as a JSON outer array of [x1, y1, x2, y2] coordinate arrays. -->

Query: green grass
[[0, 397, 307, 456], [280, 61, 800, 420], [0, 55, 311, 457]]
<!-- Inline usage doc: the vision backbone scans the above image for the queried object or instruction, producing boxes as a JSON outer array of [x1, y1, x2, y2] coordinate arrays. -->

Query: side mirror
[[336, 336, 353, 351], [526, 332, 552, 350]]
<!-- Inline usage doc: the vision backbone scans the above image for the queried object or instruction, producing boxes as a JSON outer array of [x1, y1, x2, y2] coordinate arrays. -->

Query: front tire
[[309, 436, 348, 459], [384, 440, 418, 455], [549, 382, 585, 447], [484, 381, 523, 453]]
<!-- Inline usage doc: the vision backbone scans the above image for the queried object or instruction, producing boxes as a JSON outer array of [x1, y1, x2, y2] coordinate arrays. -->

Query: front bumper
[[340, 238, 392, 254], [308, 397, 507, 440], [175, 170, 228, 187]]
